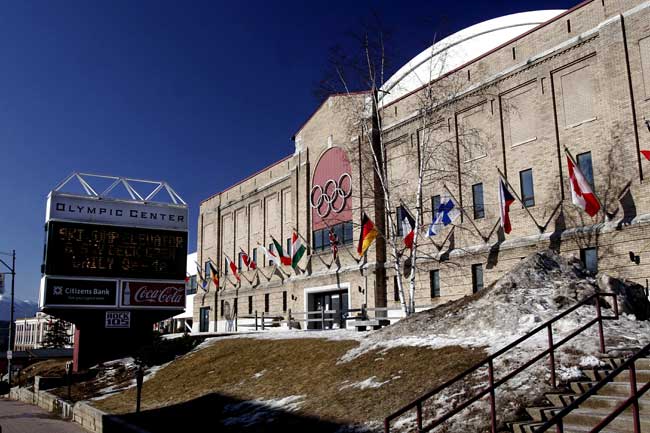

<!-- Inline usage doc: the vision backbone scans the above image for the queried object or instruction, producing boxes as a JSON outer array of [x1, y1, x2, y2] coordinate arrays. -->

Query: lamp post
[[0, 250, 16, 387]]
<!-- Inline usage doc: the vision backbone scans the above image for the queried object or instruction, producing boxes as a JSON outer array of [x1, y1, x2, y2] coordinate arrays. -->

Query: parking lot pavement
[[0, 398, 86, 433]]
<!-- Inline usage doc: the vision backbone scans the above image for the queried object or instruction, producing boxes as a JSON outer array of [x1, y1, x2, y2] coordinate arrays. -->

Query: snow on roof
[[379, 10, 565, 106]]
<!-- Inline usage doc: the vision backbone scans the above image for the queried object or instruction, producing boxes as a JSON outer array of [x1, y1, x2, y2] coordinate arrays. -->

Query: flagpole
[[428, 224, 456, 251], [398, 200, 427, 236], [564, 146, 604, 210], [443, 184, 488, 242], [208, 257, 225, 291], [495, 166, 544, 232]]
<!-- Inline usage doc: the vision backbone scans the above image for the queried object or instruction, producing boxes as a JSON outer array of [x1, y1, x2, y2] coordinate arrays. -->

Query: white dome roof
[[379, 10, 565, 106]]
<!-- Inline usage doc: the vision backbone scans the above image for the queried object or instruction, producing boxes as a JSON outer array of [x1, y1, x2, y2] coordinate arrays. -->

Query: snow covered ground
[[362, 251, 650, 432], [200, 251, 650, 432]]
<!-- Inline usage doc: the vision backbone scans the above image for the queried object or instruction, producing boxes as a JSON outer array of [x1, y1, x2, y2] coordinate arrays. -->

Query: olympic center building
[[195, 0, 650, 332]]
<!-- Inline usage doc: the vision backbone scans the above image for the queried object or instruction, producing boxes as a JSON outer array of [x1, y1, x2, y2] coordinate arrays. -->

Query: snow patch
[[339, 376, 390, 390], [221, 395, 305, 427]]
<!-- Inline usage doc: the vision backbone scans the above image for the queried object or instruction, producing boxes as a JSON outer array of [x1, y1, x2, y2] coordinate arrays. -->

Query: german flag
[[357, 212, 378, 257]]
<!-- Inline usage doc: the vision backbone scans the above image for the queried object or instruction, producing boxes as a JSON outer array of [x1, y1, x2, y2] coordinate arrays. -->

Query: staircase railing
[[533, 340, 650, 433], [383, 292, 620, 433]]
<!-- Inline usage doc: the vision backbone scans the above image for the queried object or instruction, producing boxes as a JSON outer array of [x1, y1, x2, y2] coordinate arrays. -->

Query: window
[[577, 152, 594, 189], [220, 299, 225, 317], [472, 264, 484, 293], [343, 221, 353, 242], [286, 238, 292, 257], [472, 183, 485, 219], [204, 261, 210, 279], [311, 222, 353, 252], [334, 223, 344, 246], [238, 252, 243, 270], [519, 169, 535, 207], [282, 291, 287, 312], [432, 195, 441, 221], [396, 206, 406, 235], [264, 293, 270, 313], [248, 296, 253, 315], [252, 248, 257, 266], [268, 243, 274, 266], [224, 258, 228, 275], [233, 298, 238, 316], [313, 230, 324, 250], [430, 270, 440, 298], [581, 247, 598, 274], [393, 276, 400, 302], [187, 275, 198, 295], [199, 307, 210, 332]]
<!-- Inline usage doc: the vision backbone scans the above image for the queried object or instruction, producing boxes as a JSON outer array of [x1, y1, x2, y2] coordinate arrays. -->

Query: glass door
[[199, 307, 210, 332]]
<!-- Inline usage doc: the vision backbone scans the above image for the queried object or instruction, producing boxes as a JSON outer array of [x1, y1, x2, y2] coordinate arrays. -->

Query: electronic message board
[[44, 220, 187, 281]]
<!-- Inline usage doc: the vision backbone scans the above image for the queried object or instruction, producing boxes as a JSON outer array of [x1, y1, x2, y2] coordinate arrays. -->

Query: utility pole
[[0, 250, 16, 387]]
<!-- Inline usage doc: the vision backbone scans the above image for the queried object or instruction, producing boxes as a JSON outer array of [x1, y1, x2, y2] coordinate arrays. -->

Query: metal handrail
[[383, 292, 619, 433], [533, 341, 650, 433]]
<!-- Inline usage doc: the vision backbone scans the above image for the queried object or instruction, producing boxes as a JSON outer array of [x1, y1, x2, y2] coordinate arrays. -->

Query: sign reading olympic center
[[41, 190, 188, 310]]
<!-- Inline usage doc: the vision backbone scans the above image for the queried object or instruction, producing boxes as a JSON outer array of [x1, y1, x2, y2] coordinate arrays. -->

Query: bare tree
[[321, 21, 492, 316]]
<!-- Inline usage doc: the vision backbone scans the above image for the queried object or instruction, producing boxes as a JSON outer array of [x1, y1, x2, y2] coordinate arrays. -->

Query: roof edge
[[292, 90, 371, 140], [200, 154, 293, 205], [381, 0, 594, 109]]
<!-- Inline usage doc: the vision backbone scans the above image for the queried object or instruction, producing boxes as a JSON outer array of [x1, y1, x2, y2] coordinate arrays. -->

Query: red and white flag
[[641, 150, 650, 161], [328, 228, 339, 260], [399, 206, 416, 250], [225, 255, 240, 281], [498, 178, 516, 234], [567, 154, 600, 217], [240, 248, 257, 270]]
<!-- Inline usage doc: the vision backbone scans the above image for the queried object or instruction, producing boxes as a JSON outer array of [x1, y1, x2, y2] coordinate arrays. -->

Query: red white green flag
[[272, 237, 292, 266], [291, 231, 306, 269]]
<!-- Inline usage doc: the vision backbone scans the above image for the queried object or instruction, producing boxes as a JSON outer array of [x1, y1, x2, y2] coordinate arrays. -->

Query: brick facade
[[195, 0, 650, 332]]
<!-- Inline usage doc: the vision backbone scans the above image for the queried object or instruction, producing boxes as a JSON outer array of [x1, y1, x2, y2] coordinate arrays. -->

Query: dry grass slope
[[93, 338, 485, 428]]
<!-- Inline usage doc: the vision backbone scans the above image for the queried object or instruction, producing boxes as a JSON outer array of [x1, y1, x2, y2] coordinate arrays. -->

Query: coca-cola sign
[[121, 281, 185, 308]]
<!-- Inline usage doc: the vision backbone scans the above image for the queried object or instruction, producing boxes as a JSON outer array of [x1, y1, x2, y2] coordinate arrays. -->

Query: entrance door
[[309, 290, 348, 329], [199, 307, 210, 332]]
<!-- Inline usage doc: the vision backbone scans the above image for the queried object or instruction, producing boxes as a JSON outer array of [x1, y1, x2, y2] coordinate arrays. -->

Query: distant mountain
[[0, 296, 39, 321]]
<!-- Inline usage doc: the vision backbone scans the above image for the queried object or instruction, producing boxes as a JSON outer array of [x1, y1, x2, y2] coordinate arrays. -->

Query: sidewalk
[[0, 398, 86, 433]]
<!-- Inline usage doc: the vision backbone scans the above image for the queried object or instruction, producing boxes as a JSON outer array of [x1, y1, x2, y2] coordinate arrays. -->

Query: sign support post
[[0, 250, 16, 387]]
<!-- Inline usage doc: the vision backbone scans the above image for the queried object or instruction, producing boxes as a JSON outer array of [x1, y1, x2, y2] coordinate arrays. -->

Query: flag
[[208, 261, 220, 287], [272, 237, 292, 266], [291, 232, 306, 269], [641, 150, 650, 161], [498, 178, 516, 234], [357, 212, 378, 257], [328, 228, 339, 260], [260, 244, 281, 267], [240, 248, 257, 270], [184, 273, 190, 283], [399, 206, 416, 249], [225, 255, 240, 281], [567, 154, 600, 217], [427, 194, 460, 237], [195, 261, 208, 291]]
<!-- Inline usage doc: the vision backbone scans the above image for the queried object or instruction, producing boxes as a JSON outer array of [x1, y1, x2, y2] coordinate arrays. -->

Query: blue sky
[[0, 0, 575, 301]]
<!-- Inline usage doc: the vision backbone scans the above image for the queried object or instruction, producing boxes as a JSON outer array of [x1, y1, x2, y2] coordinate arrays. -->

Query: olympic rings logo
[[310, 172, 352, 218]]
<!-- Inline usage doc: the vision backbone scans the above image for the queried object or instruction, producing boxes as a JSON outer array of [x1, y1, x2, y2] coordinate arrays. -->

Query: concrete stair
[[507, 355, 649, 433]]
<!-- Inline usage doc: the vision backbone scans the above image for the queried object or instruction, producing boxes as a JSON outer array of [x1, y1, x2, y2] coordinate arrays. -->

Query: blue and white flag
[[427, 193, 460, 237]]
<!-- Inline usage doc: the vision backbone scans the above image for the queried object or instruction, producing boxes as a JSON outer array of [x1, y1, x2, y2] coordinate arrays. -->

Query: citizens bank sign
[[46, 194, 188, 231]]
